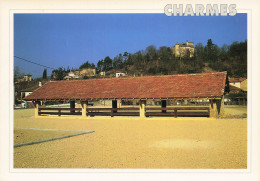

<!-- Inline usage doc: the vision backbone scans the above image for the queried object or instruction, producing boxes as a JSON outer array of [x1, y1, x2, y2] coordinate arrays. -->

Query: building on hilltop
[[116, 72, 126, 78], [79, 68, 96, 77], [64, 68, 96, 80], [15, 74, 32, 83], [172, 41, 194, 58], [99, 71, 106, 77]]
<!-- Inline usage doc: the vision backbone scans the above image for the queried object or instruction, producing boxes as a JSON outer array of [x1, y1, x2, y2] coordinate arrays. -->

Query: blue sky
[[14, 13, 247, 78]]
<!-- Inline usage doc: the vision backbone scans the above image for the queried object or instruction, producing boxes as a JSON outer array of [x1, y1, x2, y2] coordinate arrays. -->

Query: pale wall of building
[[240, 79, 247, 91], [230, 82, 241, 88]]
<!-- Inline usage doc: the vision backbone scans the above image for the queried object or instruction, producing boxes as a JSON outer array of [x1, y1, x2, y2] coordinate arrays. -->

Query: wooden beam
[[112, 100, 117, 114]]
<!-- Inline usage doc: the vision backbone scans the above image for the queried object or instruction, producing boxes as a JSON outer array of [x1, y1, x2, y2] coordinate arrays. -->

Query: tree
[[14, 66, 22, 79], [145, 45, 157, 61], [51, 67, 67, 80], [158, 46, 171, 62], [97, 59, 104, 72], [204, 40, 247, 77], [103, 56, 113, 71], [113, 57, 119, 70], [148, 67, 156, 75], [126, 54, 134, 65], [42, 69, 47, 79], [195, 43, 205, 60], [66, 66, 71, 73], [113, 53, 123, 69], [136, 51, 144, 64], [118, 53, 123, 68], [79, 61, 95, 69], [219, 44, 229, 61], [205, 39, 220, 62], [123, 52, 129, 63], [227, 40, 247, 77], [206, 39, 214, 62]]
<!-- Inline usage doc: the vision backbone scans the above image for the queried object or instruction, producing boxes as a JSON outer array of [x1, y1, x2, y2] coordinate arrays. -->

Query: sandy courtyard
[[13, 109, 247, 169]]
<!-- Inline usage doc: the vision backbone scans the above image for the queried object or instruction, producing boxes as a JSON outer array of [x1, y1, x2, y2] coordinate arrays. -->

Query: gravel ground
[[223, 105, 247, 118], [14, 129, 83, 145], [13, 109, 247, 168]]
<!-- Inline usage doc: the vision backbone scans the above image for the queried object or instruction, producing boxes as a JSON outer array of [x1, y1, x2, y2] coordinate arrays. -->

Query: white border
[[1, 1, 260, 181], [9, 9, 251, 174]]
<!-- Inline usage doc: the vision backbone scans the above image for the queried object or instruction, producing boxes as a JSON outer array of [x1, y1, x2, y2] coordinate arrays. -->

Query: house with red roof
[[229, 77, 246, 89]]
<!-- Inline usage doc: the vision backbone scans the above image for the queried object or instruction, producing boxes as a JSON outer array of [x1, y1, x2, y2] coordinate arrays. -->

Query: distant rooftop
[[229, 78, 246, 83]]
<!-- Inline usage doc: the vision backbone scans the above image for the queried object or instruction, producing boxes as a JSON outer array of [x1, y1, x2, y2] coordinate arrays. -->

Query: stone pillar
[[119, 100, 122, 108], [210, 99, 218, 118], [112, 100, 117, 113], [161, 100, 166, 113], [70, 100, 75, 114], [34, 101, 40, 118], [216, 96, 225, 117], [210, 97, 225, 118], [81, 101, 88, 118], [139, 100, 146, 118]]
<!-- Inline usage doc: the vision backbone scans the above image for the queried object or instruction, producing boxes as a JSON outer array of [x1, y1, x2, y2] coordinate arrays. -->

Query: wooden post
[[81, 101, 87, 118], [112, 100, 117, 113], [210, 99, 213, 109], [243, 98, 246, 106], [162, 100, 166, 113], [139, 100, 146, 118], [174, 108, 177, 118], [70, 100, 75, 114], [111, 108, 113, 117]]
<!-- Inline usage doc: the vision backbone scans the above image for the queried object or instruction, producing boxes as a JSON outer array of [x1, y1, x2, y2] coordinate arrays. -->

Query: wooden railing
[[87, 107, 139, 117], [38, 108, 82, 116], [145, 107, 210, 117], [38, 107, 210, 117]]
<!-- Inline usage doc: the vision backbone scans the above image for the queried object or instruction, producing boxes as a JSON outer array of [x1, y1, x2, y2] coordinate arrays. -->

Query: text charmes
[[164, 4, 237, 16]]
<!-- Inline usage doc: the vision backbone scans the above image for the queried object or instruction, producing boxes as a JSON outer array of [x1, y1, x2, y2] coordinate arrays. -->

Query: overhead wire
[[14, 56, 56, 70]]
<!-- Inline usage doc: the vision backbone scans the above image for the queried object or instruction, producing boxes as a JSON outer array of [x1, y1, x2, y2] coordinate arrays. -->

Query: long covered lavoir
[[23, 72, 229, 118]]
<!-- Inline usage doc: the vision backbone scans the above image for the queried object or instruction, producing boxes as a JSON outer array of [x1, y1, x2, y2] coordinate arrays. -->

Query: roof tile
[[24, 72, 227, 100]]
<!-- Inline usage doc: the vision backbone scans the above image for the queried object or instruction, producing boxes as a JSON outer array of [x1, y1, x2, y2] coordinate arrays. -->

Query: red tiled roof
[[229, 85, 243, 93], [24, 72, 227, 101], [229, 85, 242, 90], [229, 77, 246, 83]]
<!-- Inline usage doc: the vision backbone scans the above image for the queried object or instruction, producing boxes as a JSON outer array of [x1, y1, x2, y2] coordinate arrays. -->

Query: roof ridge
[[49, 71, 227, 83]]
